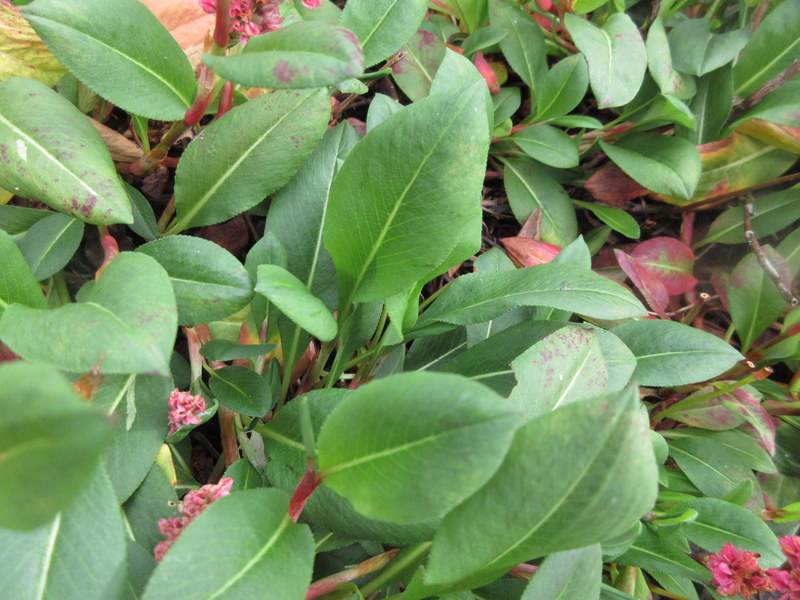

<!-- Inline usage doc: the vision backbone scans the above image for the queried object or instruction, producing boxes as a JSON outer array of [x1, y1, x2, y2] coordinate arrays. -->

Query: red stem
[[214, 0, 231, 49]]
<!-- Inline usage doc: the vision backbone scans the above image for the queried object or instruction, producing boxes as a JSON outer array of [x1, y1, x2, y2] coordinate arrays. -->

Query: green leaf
[[0, 362, 112, 530], [260, 389, 438, 544], [729, 76, 800, 130], [535, 54, 589, 121], [572, 200, 640, 239], [324, 82, 489, 306], [697, 185, 800, 246], [667, 19, 748, 77], [317, 372, 517, 523], [367, 92, 403, 131], [417, 264, 647, 330], [169, 88, 330, 232], [733, 0, 800, 97], [137, 235, 253, 327], [511, 125, 579, 168], [726, 248, 789, 352], [675, 497, 783, 567], [0, 204, 50, 235], [340, 0, 428, 67], [204, 21, 364, 88], [502, 157, 577, 247], [572, 0, 610, 12], [521, 545, 602, 600], [646, 17, 689, 97], [123, 463, 178, 555], [611, 320, 743, 387], [492, 1, 546, 91], [0, 228, 47, 317], [200, 340, 275, 362], [23, 0, 195, 120], [124, 183, 158, 241], [493, 87, 521, 127], [424, 387, 657, 586], [677, 64, 732, 145], [255, 264, 337, 342], [0, 2, 66, 86], [0, 465, 127, 600], [509, 326, 608, 419], [0, 252, 177, 375], [600, 134, 701, 200], [17, 212, 82, 280], [0, 78, 132, 224], [615, 526, 710, 582], [390, 29, 446, 101], [209, 366, 274, 417], [461, 25, 509, 56], [565, 13, 647, 108], [94, 374, 172, 503], [142, 489, 314, 600]]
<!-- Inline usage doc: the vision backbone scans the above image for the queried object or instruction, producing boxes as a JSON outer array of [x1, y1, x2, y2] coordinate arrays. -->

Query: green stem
[[359, 542, 432, 597], [299, 396, 317, 469], [50, 271, 71, 306]]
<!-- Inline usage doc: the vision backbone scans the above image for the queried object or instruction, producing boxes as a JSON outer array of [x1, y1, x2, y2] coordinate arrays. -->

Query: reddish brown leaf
[[500, 237, 561, 268], [584, 164, 648, 207], [474, 51, 500, 94], [615, 249, 668, 316], [723, 388, 777, 454], [668, 391, 745, 430], [631, 237, 697, 295]]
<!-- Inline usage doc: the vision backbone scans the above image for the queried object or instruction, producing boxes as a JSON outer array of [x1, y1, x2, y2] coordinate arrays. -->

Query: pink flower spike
[[167, 389, 206, 435], [780, 536, 800, 570], [768, 567, 800, 600], [302, 0, 321, 8], [706, 543, 771, 598]]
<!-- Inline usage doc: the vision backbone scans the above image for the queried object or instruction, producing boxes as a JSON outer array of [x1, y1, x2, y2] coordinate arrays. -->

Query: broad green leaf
[[733, 0, 800, 97], [0, 1, 65, 86], [123, 464, 179, 554], [430, 50, 492, 128], [0, 228, 47, 317], [667, 19, 748, 77], [491, 1, 546, 91], [0, 204, 50, 235], [502, 157, 577, 247], [200, 340, 275, 362], [675, 497, 783, 567], [572, 200, 640, 239], [0, 465, 127, 600], [340, 0, 428, 67], [0, 252, 177, 375], [494, 87, 521, 127], [255, 264, 337, 342], [23, 0, 195, 120], [406, 326, 469, 371], [615, 526, 711, 582], [549, 115, 603, 129], [697, 185, 800, 246], [391, 29, 446, 101], [424, 387, 657, 586], [169, 88, 330, 232], [94, 374, 172, 503], [521, 545, 602, 600], [511, 125, 579, 168], [417, 264, 647, 330], [317, 373, 517, 523], [18, 212, 82, 281], [0, 362, 112, 530], [434, 0, 487, 34], [646, 17, 689, 97], [137, 235, 253, 327], [677, 65, 732, 145], [726, 247, 791, 352], [600, 134, 700, 199], [209, 366, 274, 417], [461, 25, 509, 56], [367, 93, 403, 131], [260, 389, 438, 544], [324, 82, 489, 306], [611, 320, 743, 386], [565, 13, 647, 108], [509, 326, 608, 419], [535, 54, 589, 121], [203, 21, 364, 88], [729, 76, 800, 130], [125, 183, 158, 241], [142, 489, 314, 600], [0, 78, 132, 224]]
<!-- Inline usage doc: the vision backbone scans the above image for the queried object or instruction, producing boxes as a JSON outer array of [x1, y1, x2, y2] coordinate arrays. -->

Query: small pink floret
[[154, 478, 234, 562], [199, 0, 285, 38], [302, 0, 321, 8], [706, 543, 770, 598], [167, 389, 206, 435]]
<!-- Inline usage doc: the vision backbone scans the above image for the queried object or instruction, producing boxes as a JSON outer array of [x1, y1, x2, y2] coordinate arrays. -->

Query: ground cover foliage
[[0, 0, 799, 598]]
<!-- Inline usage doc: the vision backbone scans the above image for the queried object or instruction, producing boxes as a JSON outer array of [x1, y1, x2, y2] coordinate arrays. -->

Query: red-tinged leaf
[[737, 119, 800, 155], [584, 164, 648, 207], [722, 388, 777, 454], [615, 249, 669, 316], [499, 237, 561, 268], [631, 237, 697, 295], [474, 51, 500, 94], [669, 387, 746, 430]]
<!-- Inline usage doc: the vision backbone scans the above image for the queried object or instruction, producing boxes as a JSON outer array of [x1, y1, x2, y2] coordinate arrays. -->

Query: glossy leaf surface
[[317, 372, 517, 523], [0, 78, 131, 224]]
